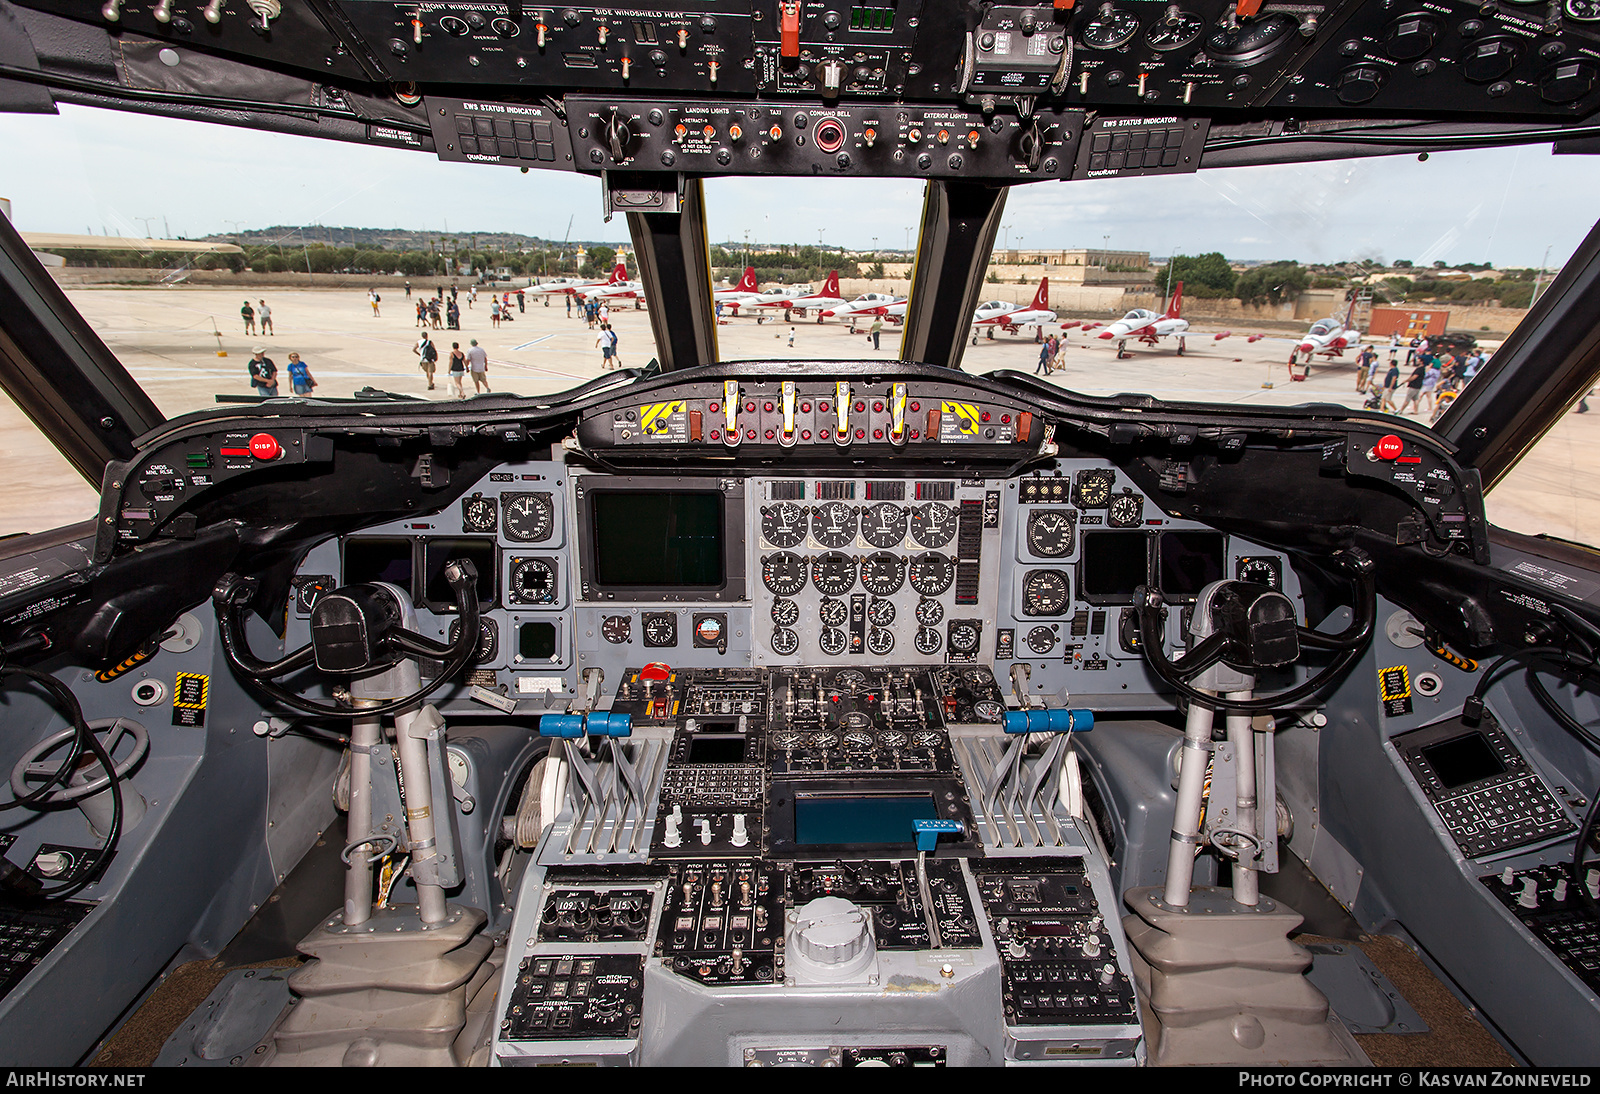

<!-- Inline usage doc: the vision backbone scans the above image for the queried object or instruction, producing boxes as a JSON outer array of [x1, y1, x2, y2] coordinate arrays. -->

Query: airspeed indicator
[[1026, 509, 1076, 557]]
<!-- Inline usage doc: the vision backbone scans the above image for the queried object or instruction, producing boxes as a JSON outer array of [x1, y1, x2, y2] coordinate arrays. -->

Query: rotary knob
[[602, 110, 634, 161], [1382, 14, 1442, 62], [1540, 60, 1598, 104], [1460, 38, 1519, 83], [1335, 65, 1385, 103], [789, 897, 875, 979]]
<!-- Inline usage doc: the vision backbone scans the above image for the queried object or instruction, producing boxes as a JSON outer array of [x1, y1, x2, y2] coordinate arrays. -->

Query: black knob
[[603, 112, 632, 160], [1335, 65, 1384, 103], [649, 48, 667, 65], [1540, 59, 1597, 103], [823, 9, 841, 29], [648, 108, 664, 125], [1460, 38, 1519, 83], [1017, 117, 1045, 171], [562, 8, 579, 25], [917, 153, 932, 170], [1382, 14, 1442, 62], [716, 148, 733, 165], [1019, 8, 1037, 33]]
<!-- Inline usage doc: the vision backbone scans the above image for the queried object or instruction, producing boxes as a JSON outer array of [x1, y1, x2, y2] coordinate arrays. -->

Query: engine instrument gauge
[[819, 627, 848, 656], [509, 558, 558, 604], [879, 730, 908, 749], [915, 598, 944, 626], [812, 502, 857, 548], [771, 627, 800, 656], [861, 502, 908, 548], [912, 731, 941, 748], [909, 552, 956, 596], [1146, 8, 1203, 50], [860, 552, 907, 596], [914, 627, 943, 655], [601, 615, 632, 644], [1026, 509, 1076, 557], [772, 731, 804, 750], [1022, 570, 1071, 616], [1074, 469, 1115, 509], [448, 618, 498, 662], [761, 502, 808, 547], [844, 730, 875, 750], [819, 597, 849, 628], [772, 598, 801, 627], [811, 731, 839, 749], [462, 494, 497, 534], [502, 492, 554, 542], [1108, 492, 1145, 527], [1201, 12, 1299, 66], [1082, 3, 1141, 49], [866, 627, 895, 655], [836, 668, 869, 690], [1236, 556, 1283, 590], [867, 598, 896, 626], [642, 612, 677, 647], [762, 552, 808, 596], [909, 502, 959, 549], [949, 620, 981, 654], [812, 552, 857, 596], [1027, 625, 1059, 655], [972, 699, 1005, 722]]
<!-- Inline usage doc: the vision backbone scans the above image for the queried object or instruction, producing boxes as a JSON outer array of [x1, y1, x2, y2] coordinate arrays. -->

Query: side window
[[1484, 390, 1600, 548], [0, 388, 101, 535]]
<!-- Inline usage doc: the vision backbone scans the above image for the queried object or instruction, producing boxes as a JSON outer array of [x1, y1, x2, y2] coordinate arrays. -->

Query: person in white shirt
[[466, 339, 490, 392]]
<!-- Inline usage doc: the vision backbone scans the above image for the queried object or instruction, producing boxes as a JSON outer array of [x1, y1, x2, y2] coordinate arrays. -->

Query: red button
[[1374, 435, 1405, 460], [639, 662, 671, 681], [764, 401, 775, 412], [248, 433, 281, 460]]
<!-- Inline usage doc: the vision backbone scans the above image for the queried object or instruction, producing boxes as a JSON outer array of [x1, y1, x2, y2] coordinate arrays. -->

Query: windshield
[[1, 106, 1597, 547]]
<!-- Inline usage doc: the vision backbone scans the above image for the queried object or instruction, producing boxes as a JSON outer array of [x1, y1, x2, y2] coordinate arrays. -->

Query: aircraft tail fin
[[1343, 291, 1357, 327], [736, 266, 758, 293], [1165, 281, 1184, 319], [822, 270, 841, 298], [609, 262, 628, 285], [1029, 277, 1049, 311]]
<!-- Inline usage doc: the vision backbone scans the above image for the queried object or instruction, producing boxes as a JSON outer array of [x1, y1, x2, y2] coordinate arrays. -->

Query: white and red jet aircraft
[[820, 292, 905, 329], [714, 267, 763, 313], [754, 271, 845, 320], [971, 278, 1058, 342], [575, 262, 646, 307], [1097, 282, 1195, 358], [1291, 295, 1360, 363], [527, 263, 628, 298]]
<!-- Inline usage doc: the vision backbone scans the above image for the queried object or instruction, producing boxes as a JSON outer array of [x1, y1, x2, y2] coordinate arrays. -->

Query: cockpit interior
[[0, 0, 1597, 1069]]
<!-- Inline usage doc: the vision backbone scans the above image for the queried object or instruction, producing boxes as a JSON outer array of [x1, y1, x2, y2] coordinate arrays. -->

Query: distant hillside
[[195, 226, 625, 253]]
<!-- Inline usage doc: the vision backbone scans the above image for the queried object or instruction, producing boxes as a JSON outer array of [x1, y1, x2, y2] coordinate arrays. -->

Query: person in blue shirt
[[286, 352, 316, 395]]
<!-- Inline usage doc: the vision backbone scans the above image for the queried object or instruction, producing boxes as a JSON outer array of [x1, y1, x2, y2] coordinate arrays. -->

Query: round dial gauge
[[1075, 469, 1115, 508], [843, 730, 875, 750], [812, 551, 857, 596], [1082, 4, 1141, 49], [762, 552, 808, 596], [1023, 570, 1071, 616], [695, 616, 724, 645], [819, 627, 848, 656], [835, 668, 869, 689], [811, 502, 857, 548], [1237, 558, 1281, 589], [819, 597, 849, 628], [867, 598, 896, 626], [772, 598, 801, 627], [860, 502, 908, 548], [1109, 492, 1144, 527], [972, 699, 1005, 722], [1026, 509, 1076, 557], [761, 502, 808, 547], [811, 731, 839, 749], [912, 730, 941, 748], [909, 502, 959, 549], [1146, 8, 1204, 50], [914, 627, 943, 655], [860, 551, 907, 596], [1027, 625, 1059, 655], [643, 614, 676, 646], [915, 598, 944, 626], [510, 558, 558, 603], [1201, 12, 1299, 65], [502, 492, 554, 542], [462, 495, 497, 533], [1567, 0, 1600, 20], [771, 627, 800, 656], [601, 615, 632, 644], [949, 620, 981, 654], [909, 552, 956, 597], [879, 730, 908, 749], [772, 730, 804, 750], [448, 618, 498, 662], [866, 626, 895, 655]]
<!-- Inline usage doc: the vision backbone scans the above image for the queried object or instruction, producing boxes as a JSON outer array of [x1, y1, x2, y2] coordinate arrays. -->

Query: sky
[[2, 103, 1599, 270]]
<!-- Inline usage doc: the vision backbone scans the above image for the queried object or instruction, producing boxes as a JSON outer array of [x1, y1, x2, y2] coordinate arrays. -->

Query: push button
[[248, 433, 282, 460]]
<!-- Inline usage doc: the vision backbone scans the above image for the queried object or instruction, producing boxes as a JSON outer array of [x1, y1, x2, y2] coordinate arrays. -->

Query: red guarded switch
[[779, 1, 801, 59]]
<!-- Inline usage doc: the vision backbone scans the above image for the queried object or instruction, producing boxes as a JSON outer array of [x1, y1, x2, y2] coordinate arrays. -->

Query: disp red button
[[248, 433, 282, 460]]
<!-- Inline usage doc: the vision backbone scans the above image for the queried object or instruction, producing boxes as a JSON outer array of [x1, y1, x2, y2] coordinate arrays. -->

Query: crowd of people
[[1354, 333, 1491, 422]]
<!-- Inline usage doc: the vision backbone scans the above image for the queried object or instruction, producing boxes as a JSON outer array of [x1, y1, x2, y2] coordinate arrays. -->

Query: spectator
[[241, 299, 256, 336], [247, 346, 277, 397], [467, 338, 491, 393], [257, 299, 273, 336], [448, 341, 467, 399], [597, 324, 618, 370], [414, 330, 438, 390], [1398, 361, 1427, 414], [286, 352, 315, 395], [870, 315, 884, 351]]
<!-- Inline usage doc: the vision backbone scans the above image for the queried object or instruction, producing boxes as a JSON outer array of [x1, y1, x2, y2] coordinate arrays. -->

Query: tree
[[867, 261, 886, 278], [1163, 253, 1235, 298], [580, 245, 617, 278], [1233, 261, 1309, 306], [1433, 260, 1448, 268], [1393, 260, 1413, 268], [1496, 282, 1535, 308]]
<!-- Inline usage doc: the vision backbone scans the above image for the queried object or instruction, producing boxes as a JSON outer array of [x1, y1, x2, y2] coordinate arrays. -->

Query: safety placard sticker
[[172, 672, 208, 727], [1379, 666, 1412, 717], [939, 401, 981, 441], [636, 401, 686, 440]]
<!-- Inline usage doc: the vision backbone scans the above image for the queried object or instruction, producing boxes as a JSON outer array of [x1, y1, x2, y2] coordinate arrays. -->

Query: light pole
[[1003, 223, 1012, 251], [1531, 244, 1554, 307], [135, 216, 159, 239]]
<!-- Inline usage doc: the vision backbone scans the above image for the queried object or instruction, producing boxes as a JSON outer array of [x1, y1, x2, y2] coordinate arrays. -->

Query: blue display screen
[[794, 794, 938, 847]]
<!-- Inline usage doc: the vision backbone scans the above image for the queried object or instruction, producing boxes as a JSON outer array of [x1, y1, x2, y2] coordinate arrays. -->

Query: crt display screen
[[794, 794, 938, 847], [591, 491, 724, 587], [1159, 531, 1227, 598], [686, 736, 747, 764], [344, 538, 413, 589], [1080, 531, 1151, 598], [1422, 733, 1506, 790], [422, 538, 497, 608]]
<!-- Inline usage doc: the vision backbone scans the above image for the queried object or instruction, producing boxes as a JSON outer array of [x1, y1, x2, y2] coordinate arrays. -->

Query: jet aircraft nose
[[1297, 342, 1314, 353], [1098, 330, 1114, 339]]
